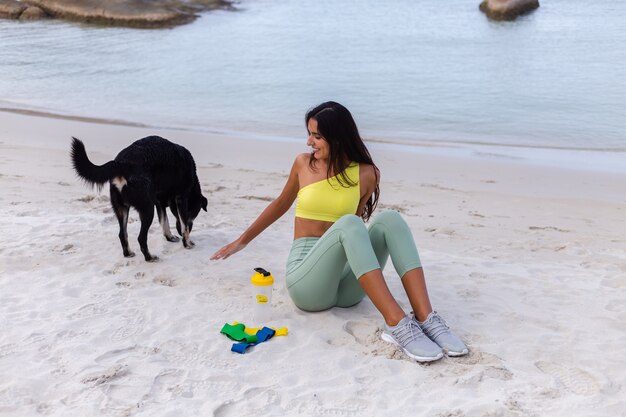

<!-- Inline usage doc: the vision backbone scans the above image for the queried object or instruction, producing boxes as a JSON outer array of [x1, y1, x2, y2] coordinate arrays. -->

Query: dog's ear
[[202, 196, 208, 212]]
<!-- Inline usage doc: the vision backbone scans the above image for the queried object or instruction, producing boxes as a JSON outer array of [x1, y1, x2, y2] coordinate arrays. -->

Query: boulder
[[0, 0, 232, 27], [479, 0, 539, 21], [20, 5, 48, 19], [0, 0, 27, 19]]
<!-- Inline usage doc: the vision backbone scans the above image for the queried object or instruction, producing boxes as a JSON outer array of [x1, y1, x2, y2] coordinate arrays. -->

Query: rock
[[0, 0, 27, 19], [0, 0, 232, 28], [20, 5, 48, 19], [479, 0, 539, 21]]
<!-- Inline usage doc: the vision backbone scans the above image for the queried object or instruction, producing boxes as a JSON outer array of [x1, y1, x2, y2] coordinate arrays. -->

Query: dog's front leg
[[175, 197, 194, 249], [169, 203, 184, 237]]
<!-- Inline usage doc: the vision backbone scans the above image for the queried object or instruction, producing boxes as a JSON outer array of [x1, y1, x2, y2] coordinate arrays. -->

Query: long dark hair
[[305, 101, 380, 221]]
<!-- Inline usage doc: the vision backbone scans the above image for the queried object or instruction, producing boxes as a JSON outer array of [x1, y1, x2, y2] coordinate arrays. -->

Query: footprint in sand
[[76, 195, 97, 203], [343, 320, 374, 345], [468, 211, 485, 218], [459, 365, 513, 384], [36, 402, 55, 414], [284, 397, 368, 417], [55, 329, 88, 341], [0, 343, 19, 359], [143, 369, 187, 403], [50, 359, 69, 376], [310, 401, 368, 417], [427, 227, 458, 238], [159, 340, 229, 369], [528, 226, 571, 233], [160, 341, 205, 365], [111, 310, 146, 341], [54, 243, 75, 254], [80, 364, 128, 386], [195, 291, 215, 304], [95, 345, 159, 365], [104, 261, 130, 276], [153, 276, 176, 287], [435, 411, 465, 417], [183, 376, 239, 399], [67, 302, 109, 319], [58, 383, 104, 408], [535, 361, 600, 396], [214, 387, 282, 417], [0, 386, 32, 410], [457, 288, 480, 299]]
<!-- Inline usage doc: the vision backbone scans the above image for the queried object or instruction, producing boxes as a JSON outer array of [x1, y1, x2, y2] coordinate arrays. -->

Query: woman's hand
[[210, 238, 247, 260]]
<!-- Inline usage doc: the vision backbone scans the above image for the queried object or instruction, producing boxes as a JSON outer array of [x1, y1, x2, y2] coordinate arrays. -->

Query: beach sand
[[1, 110, 625, 416]]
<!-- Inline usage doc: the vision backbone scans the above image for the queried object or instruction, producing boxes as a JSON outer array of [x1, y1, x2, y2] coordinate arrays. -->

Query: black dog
[[71, 136, 207, 262]]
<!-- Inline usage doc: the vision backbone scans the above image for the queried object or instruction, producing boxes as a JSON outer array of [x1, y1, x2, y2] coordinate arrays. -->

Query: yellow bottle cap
[[251, 267, 274, 286]]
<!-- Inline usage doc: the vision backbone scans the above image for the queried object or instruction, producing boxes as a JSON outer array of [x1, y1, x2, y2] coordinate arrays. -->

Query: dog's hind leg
[[137, 202, 158, 262], [156, 201, 180, 242], [111, 186, 135, 258]]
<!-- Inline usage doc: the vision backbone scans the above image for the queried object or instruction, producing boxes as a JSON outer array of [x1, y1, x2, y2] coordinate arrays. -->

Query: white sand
[[1, 110, 625, 417]]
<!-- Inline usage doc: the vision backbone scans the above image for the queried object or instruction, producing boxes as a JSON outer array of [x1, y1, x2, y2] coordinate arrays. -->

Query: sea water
[[1, 0, 624, 169]]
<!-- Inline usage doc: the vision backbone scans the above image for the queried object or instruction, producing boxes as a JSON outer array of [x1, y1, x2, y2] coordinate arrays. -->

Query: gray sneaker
[[381, 315, 443, 362], [418, 311, 469, 357]]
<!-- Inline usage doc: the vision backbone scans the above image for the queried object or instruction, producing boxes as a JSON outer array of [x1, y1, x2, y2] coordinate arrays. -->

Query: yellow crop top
[[295, 162, 360, 222]]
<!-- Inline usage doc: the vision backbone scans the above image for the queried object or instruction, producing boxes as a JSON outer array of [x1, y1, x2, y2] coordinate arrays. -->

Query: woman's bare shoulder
[[293, 153, 311, 172], [295, 152, 310, 164], [360, 163, 380, 184]]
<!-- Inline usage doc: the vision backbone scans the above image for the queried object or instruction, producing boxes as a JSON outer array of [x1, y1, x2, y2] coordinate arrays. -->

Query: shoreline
[[2, 109, 625, 207], [2, 106, 625, 175]]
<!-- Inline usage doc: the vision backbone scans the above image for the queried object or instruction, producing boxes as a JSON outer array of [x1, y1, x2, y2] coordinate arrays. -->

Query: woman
[[211, 101, 468, 362]]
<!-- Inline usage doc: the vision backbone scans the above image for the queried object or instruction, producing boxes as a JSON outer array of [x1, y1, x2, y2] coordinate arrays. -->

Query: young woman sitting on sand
[[211, 101, 468, 362]]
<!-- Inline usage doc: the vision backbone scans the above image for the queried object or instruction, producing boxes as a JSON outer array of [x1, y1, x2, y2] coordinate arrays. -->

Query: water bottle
[[251, 267, 274, 324]]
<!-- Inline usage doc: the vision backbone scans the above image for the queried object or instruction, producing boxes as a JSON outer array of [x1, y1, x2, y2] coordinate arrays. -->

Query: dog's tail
[[71, 137, 119, 191]]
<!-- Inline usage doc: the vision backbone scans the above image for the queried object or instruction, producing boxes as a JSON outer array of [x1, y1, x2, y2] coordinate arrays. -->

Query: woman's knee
[[371, 210, 406, 228], [335, 214, 367, 234]]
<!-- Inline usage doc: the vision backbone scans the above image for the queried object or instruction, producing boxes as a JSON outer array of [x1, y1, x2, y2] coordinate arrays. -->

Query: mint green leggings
[[286, 210, 422, 311]]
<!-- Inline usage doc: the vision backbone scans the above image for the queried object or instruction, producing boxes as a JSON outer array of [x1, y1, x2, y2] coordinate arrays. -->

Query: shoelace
[[422, 312, 450, 339], [392, 319, 426, 347]]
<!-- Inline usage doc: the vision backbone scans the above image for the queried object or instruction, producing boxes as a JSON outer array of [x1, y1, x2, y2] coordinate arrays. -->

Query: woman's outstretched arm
[[210, 155, 303, 260]]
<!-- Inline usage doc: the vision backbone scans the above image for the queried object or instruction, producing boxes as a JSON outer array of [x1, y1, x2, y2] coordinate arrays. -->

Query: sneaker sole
[[380, 333, 444, 362], [444, 348, 469, 357]]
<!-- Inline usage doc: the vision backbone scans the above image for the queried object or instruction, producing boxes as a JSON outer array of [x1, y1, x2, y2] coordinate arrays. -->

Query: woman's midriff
[[294, 217, 334, 239]]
